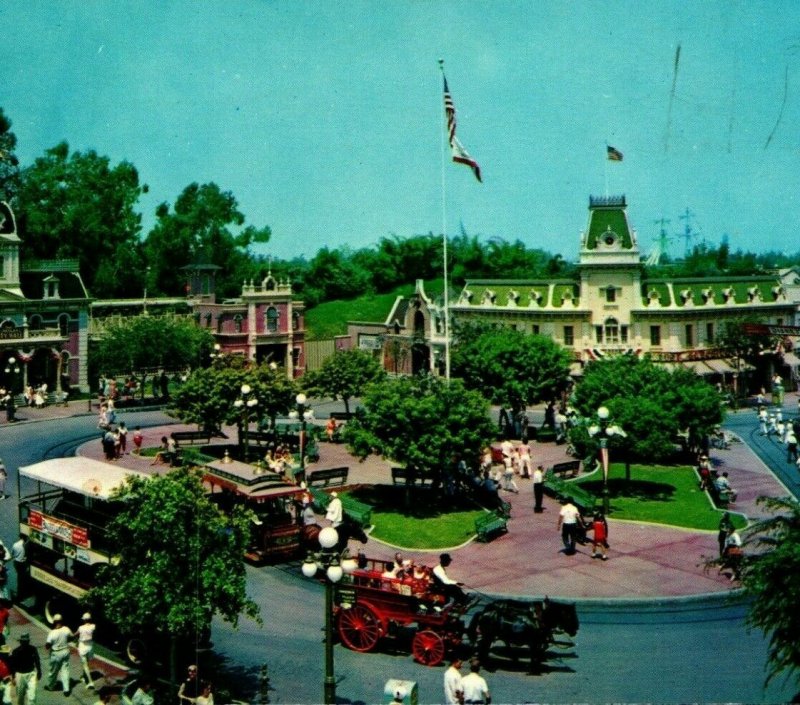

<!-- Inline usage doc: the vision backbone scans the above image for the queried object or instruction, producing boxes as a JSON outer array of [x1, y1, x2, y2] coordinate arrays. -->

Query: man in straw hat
[[44, 613, 72, 696], [73, 612, 96, 689]]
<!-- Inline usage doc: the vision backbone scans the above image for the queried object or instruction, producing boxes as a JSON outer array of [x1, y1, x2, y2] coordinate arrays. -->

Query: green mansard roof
[[585, 195, 634, 250]]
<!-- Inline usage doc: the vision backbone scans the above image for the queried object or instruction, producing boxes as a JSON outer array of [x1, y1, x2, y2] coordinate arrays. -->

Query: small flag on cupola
[[607, 145, 624, 161]]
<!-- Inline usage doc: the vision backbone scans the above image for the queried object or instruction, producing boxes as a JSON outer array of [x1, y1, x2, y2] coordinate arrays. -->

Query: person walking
[[443, 657, 464, 705], [10, 632, 41, 705], [786, 426, 798, 463], [178, 664, 200, 704], [717, 512, 734, 558], [590, 512, 609, 560], [44, 614, 72, 696], [0, 461, 7, 499], [557, 497, 582, 555], [73, 612, 96, 689], [461, 658, 491, 705], [532, 465, 545, 513]]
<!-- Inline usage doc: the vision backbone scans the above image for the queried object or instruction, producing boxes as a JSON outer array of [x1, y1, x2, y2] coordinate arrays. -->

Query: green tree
[[92, 315, 214, 398], [0, 108, 21, 203], [721, 496, 800, 691], [715, 318, 778, 401], [88, 467, 260, 688], [143, 182, 270, 298], [302, 349, 385, 415], [451, 323, 571, 417], [345, 374, 494, 479], [569, 355, 723, 462], [15, 141, 146, 297], [171, 358, 296, 440]]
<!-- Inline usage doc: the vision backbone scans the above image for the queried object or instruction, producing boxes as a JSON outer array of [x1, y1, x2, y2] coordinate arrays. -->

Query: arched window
[[58, 314, 70, 337], [234, 314, 243, 333], [28, 315, 43, 331], [604, 317, 619, 344], [292, 311, 300, 331], [266, 307, 279, 333], [205, 312, 213, 328], [414, 311, 425, 335]]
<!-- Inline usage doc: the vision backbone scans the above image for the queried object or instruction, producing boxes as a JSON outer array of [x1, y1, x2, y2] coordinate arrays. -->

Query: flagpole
[[604, 142, 609, 197], [439, 58, 451, 382]]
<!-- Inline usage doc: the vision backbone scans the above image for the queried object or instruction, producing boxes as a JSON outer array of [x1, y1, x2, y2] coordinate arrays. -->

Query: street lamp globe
[[318, 526, 339, 549], [597, 406, 610, 420], [301, 558, 318, 578], [296, 392, 307, 406], [341, 557, 358, 574], [241, 384, 251, 395], [326, 564, 343, 584]]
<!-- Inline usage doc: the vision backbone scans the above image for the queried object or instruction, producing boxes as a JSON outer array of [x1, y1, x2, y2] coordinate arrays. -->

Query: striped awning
[[682, 360, 715, 375], [704, 358, 735, 374]]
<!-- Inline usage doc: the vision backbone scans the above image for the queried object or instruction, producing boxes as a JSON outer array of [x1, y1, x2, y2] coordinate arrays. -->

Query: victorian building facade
[[348, 195, 800, 386]]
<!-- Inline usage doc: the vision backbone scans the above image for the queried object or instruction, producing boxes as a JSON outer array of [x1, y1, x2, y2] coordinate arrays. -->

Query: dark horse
[[467, 598, 579, 673], [300, 516, 369, 554]]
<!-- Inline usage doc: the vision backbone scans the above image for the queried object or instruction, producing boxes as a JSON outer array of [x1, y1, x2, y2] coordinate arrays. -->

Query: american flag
[[443, 76, 482, 182], [607, 145, 624, 161]]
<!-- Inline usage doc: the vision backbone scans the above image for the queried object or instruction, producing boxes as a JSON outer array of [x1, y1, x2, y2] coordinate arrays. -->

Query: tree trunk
[[343, 397, 351, 416], [169, 634, 178, 701]]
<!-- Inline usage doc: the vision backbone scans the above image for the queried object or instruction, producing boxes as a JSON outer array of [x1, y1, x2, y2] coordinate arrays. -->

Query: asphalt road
[[0, 411, 796, 704]]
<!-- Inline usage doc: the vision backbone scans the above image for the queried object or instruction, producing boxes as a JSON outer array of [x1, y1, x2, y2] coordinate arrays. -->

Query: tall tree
[[171, 358, 297, 439], [15, 141, 146, 297], [721, 496, 800, 693], [0, 108, 21, 203], [569, 355, 723, 462], [143, 182, 270, 298], [345, 374, 494, 478], [92, 315, 214, 397], [88, 467, 260, 688], [302, 349, 385, 415], [451, 323, 572, 417]]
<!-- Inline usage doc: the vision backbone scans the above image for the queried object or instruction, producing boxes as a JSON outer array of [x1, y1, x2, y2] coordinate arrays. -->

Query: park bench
[[550, 460, 581, 478], [696, 467, 732, 508], [307, 466, 349, 488], [308, 486, 372, 528], [474, 509, 509, 542], [543, 470, 598, 515], [390, 466, 434, 487], [171, 429, 214, 445]]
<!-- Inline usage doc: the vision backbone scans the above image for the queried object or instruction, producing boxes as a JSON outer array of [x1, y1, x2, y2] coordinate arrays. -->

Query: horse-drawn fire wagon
[[331, 556, 579, 671]]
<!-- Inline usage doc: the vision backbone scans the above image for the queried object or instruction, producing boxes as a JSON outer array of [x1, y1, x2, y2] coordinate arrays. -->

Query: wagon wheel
[[337, 604, 382, 652], [412, 630, 446, 666]]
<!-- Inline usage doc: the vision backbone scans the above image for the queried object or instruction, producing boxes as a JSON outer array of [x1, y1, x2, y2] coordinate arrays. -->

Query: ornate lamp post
[[234, 384, 258, 462], [3, 356, 21, 391], [289, 393, 314, 472], [588, 406, 626, 515], [301, 527, 357, 705]]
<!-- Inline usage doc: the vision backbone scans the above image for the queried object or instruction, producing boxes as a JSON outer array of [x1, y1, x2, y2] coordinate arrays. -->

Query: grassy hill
[[305, 279, 445, 340]]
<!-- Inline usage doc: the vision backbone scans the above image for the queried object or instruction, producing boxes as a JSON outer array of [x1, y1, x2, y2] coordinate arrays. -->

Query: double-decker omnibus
[[200, 457, 304, 563], [17, 458, 149, 614]]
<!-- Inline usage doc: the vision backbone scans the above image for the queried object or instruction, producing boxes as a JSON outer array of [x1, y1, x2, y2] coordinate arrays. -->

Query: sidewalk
[[3, 606, 128, 705], [10, 393, 796, 603], [73, 416, 791, 603]]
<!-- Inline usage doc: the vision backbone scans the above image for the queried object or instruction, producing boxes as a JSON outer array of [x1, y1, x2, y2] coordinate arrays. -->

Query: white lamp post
[[301, 526, 357, 704], [587, 405, 626, 515]]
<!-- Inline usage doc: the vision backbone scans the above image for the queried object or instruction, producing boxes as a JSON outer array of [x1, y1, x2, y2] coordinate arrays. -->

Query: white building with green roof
[[352, 196, 800, 386]]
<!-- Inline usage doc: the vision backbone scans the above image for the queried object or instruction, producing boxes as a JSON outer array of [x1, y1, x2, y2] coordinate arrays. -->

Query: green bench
[[543, 470, 598, 515], [307, 466, 349, 488], [308, 487, 372, 528], [475, 510, 509, 542]]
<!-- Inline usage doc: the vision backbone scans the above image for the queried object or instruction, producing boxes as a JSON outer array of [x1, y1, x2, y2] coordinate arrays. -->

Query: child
[[591, 512, 609, 560], [132, 426, 144, 454]]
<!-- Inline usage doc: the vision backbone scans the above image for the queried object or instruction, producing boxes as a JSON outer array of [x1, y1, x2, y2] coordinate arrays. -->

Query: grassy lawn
[[344, 485, 484, 549], [305, 279, 444, 340], [340, 464, 748, 550], [576, 463, 748, 531]]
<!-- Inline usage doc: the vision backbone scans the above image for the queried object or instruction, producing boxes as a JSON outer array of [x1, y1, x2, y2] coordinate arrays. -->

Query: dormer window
[[605, 286, 616, 303], [43, 275, 60, 300], [266, 306, 279, 332]]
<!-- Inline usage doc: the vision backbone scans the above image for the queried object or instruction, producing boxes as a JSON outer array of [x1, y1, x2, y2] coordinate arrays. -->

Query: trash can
[[384, 679, 418, 705]]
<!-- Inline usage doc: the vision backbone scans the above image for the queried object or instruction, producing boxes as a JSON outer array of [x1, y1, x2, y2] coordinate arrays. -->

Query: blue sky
[[2, 1, 800, 263]]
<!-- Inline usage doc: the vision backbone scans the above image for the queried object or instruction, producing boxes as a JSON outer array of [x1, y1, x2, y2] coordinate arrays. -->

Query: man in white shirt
[[325, 492, 343, 528], [443, 657, 464, 705], [532, 465, 545, 513], [461, 658, 490, 704], [45, 614, 72, 695], [557, 498, 582, 555]]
